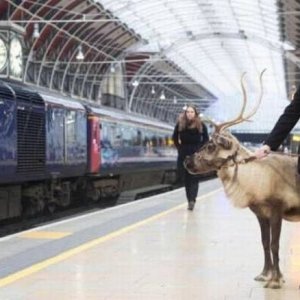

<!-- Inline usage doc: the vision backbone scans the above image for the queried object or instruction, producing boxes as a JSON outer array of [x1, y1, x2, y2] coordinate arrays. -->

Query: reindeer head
[[184, 131, 242, 174], [184, 69, 266, 174]]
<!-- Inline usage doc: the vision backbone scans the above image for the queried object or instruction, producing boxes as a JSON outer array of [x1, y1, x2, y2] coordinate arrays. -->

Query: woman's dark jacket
[[264, 87, 300, 150], [172, 122, 209, 160]]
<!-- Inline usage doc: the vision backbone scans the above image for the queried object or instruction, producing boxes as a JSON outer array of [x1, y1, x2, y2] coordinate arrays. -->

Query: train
[[0, 80, 178, 221]]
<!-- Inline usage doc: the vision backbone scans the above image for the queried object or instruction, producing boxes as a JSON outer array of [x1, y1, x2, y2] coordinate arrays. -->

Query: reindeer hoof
[[264, 280, 281, 289], [254, 274, 270, 282]]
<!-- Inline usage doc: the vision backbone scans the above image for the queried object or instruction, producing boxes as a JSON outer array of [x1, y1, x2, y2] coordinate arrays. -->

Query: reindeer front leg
[[265, 212, 283, 289], [254, 215, 273, 282]]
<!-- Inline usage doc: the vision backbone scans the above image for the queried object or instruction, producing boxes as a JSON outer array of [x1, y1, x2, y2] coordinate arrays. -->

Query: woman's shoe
[[188, 201, 195, 211]]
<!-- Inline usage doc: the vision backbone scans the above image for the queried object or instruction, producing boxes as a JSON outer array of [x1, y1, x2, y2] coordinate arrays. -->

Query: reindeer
[[184, 70, 300, 289]]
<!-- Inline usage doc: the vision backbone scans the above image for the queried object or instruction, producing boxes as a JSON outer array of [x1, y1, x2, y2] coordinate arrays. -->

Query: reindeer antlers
[[215, 69, 266, 133]]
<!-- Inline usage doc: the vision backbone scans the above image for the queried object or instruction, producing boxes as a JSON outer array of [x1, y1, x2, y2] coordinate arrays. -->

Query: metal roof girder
[[48, 4, 98, 91], [25, 0, 84, 85], [71, 18, 137, 99], [82, 32, 138, 101], [85, 37, 139, 101], [61, 26, 109, 96]]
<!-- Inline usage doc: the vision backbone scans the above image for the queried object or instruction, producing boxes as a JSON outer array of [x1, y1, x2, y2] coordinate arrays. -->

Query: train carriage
[[82, 105, 177, 201], [0, 80, 178, 221], [87, 105, 177, 175]]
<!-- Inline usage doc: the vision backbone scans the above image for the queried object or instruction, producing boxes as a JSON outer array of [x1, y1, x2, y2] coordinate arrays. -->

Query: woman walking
[[172, 105, 209, 210]]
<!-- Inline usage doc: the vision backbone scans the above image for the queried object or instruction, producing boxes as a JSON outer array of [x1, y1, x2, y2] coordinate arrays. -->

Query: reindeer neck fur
[[217, 144, 256, 208], [218, 143, 254, 169], [234, 144, 254, 163]]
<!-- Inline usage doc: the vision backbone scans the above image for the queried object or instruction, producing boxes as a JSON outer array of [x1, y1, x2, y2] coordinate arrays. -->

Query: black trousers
[[176, 156, 199, 202], [184, 168, 199, 203]]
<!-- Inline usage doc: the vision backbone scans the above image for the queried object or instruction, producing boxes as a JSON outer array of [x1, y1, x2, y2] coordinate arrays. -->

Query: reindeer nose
[[184, 156, 193, 168]]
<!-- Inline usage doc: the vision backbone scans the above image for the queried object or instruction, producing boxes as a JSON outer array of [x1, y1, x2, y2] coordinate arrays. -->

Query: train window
[[101, 122, 109, 141], [112, 124, 121, 147], [102, 121, 120, 148], [158, 136, 164, 147], [151, 135, 158, 147], [65, 110, 76, 143], [121, 125, 135, 146], [134, 130, 142, 146], [76, 111, 87, 143]]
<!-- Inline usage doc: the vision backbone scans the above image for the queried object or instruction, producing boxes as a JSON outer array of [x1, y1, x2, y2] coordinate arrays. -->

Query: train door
[[87, 115, 100, 173]]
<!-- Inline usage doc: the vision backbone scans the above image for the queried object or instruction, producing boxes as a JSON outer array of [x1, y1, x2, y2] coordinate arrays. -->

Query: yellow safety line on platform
[[20, 231, 72, 239], [0, 188, 222, 287]]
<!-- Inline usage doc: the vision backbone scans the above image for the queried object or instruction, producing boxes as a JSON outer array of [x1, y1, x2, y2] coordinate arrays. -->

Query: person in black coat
[[172, 105, 209, 210], [255, 86, 300, 159]]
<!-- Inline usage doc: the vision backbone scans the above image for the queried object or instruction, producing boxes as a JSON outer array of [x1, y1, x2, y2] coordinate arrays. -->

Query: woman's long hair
[[178, 105, 203, 132]]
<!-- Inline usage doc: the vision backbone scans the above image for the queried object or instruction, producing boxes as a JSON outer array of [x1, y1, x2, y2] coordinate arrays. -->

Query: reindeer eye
[[216, 136, 232, 149], [207, 143, 216, 152]]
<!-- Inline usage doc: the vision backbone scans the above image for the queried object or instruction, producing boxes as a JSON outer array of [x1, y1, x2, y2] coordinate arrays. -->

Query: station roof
[[2, 0, 300, 131]]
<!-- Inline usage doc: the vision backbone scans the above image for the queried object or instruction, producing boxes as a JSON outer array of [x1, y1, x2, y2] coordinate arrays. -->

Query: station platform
[[0, 178, 300, 299]]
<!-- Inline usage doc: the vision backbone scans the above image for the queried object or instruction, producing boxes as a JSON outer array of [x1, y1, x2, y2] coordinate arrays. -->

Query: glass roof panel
[[98, 0, 292, 132]]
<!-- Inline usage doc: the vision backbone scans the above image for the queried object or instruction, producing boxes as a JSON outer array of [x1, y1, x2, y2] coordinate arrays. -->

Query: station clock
[[9, 36, 23, 78], [0, 37, 7, 72], [0, 21, 25, 80]]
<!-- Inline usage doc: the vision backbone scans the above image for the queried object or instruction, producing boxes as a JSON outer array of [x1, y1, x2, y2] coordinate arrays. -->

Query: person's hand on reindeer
[[255, 144, 271, 159]]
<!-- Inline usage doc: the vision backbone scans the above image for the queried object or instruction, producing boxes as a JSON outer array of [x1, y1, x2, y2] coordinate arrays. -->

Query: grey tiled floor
[[0, 179, 300, 299]]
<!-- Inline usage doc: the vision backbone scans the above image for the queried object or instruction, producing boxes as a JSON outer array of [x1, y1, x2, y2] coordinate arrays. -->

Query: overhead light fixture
[[183, 104, 187, 110], [173, 96, 177, 104], [76, 45, 84, 60], [110, 63, 116, 73], [160, 90, 166, 100], [151, 86, 155, 94], [186, 30, 195, 41], [33, 23, 40, 39], [238, 30, 247, 39], [132, 79, 139, 87]]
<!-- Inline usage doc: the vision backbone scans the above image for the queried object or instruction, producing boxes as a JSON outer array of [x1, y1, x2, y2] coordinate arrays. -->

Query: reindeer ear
[[216, 136, 232, 149]]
